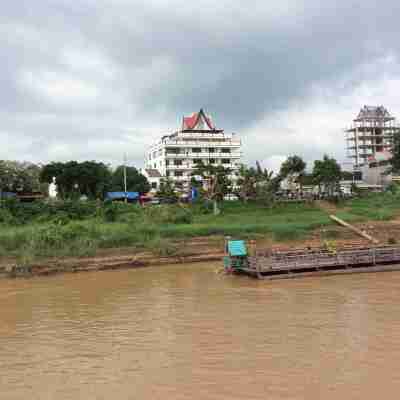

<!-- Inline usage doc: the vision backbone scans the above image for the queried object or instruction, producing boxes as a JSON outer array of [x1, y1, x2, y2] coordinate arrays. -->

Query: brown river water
[[1, 263, 400, 399]]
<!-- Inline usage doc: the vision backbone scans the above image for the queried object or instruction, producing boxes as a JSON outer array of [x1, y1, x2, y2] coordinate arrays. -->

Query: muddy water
[[1, 263, 400, 399]]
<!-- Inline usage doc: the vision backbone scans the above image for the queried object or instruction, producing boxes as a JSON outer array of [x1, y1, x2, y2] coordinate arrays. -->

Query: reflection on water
[[1, 264, 400, 399]]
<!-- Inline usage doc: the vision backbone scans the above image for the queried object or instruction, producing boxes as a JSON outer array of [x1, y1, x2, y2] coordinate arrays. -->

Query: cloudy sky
[[2, 0, 400, 172]]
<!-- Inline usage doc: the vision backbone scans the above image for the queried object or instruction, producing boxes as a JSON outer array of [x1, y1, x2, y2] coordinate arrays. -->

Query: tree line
[[0, 161, 150, 199]]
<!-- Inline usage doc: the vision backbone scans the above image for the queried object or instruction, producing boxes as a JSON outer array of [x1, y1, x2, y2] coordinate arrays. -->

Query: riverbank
[[2, 215, 400, 279], [1, 192, 400, 278]]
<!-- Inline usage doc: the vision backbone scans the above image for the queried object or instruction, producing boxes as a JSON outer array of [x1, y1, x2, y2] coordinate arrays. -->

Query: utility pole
[[123, 153, 128, 203]]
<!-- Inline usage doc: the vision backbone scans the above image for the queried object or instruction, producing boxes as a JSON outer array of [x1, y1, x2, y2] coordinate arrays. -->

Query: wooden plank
[[330, 215, 379, 244]]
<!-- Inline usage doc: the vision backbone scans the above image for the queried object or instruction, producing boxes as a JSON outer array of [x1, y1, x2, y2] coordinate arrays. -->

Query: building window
[[192, 148, 201, 153], [166, 160, 169, 166], [151, 182, 157, 189], [208, 147, 215, 153], [153, 163, 156, 168], [193, 159, 202, 164], [153, 152, 156, 158], [166, 148, 180, 154], [209, 158, 216, 164], [222, 159, 230, 164], [174, 159, 182, 166], [166, 171, 170, 177], [175, 171, 183, 177], [221, 148, 231, 153]]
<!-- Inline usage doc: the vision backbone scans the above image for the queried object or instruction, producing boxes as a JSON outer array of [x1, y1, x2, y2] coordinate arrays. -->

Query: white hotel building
[[143, 109, 242, 192]]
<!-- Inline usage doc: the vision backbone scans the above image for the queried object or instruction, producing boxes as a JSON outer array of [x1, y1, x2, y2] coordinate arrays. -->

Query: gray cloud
[[1, 0, 400, 168]]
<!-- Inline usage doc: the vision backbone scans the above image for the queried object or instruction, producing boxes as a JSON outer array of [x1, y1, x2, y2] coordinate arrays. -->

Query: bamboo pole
[[329, 215, 379, 244]]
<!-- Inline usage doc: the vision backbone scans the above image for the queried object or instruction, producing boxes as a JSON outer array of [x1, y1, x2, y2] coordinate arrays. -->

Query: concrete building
[[144, 109, 241, 192], [345, 105, 400, 189], [346, 105, 399, 168], [360, 150, 393, 187]]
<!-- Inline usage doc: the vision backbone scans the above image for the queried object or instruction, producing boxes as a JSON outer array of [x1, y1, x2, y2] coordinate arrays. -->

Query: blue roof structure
[[0, 192, 17, 199], [228, 240, 247, 257], [105, 192, 139, 200]]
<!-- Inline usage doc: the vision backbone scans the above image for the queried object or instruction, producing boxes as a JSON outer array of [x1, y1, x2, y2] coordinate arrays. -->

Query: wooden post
[[329, 215, 379, 244]]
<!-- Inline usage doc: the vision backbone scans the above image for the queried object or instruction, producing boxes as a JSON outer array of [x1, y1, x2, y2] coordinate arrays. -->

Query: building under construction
[[346, 105, 400, 168]]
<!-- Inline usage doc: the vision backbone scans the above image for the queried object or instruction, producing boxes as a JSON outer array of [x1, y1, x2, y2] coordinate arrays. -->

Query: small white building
[[145, 109, 242, 192], [141, 168, 162, 194]]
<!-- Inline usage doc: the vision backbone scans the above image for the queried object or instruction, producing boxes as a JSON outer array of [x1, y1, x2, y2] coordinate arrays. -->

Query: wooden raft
[[241, 246, 400, 280]]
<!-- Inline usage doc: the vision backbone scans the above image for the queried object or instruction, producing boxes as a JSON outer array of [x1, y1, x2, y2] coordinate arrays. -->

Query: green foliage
[[144, 205, 193, 224], [387, 182, 400, 195], [40, 161, 112, 199], [110, 166, 150, 194], [0, 160, 42, 192], [279, 155, 306, 178], [2, 191, 400, 261], [157, 178, 178, 200], [191, 161, 232, 201], [312, 155, 341, 195], [0, 199, 97, 225], [340, 191, 400, 221], [236, 162, 277, 204], [103, 202, 119, 222], [0, 207, 15, 224], [390, 131, 400, 174]]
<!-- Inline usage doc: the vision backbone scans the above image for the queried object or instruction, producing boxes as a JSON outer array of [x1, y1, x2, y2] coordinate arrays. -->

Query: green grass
[[0, 201, 331, 260], [338, 192, 400, 221], [1, 193, 399, 263]]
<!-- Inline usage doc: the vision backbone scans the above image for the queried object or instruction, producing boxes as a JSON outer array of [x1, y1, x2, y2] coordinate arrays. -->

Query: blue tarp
[[0, 192, 17, 199], [105, 192, 139, 200], [228, 240, 247, 257]]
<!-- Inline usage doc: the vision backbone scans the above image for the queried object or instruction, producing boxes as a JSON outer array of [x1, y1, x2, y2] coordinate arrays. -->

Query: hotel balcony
[[162, 139, 241, 148], [165, 152, 241, 159]]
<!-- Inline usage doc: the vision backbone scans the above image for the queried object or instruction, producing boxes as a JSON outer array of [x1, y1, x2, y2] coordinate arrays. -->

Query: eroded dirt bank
[[1, 218, 399, 279]]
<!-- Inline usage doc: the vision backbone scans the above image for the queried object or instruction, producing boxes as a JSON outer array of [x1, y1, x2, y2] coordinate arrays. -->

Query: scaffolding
[[346, 105, 400, 168]]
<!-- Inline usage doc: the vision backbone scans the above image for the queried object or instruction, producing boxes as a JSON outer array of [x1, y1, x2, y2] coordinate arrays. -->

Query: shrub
[[144, 205, 193, 224], [0, 208, 15, 224], [103, 202, 119, 222]]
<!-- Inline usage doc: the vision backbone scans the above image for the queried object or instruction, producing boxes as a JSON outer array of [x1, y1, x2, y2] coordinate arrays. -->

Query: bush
[[103, 202, 119, 222], [0, 207, 15, 224], [144, 205, 193, 224]]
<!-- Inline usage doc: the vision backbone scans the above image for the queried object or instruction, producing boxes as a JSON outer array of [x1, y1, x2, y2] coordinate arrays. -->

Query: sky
[[2, 0, 400, 173]]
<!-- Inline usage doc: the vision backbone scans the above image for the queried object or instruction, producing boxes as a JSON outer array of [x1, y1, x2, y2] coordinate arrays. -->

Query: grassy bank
[[0, 201, 330, 262], [1, 192, 400, 265]]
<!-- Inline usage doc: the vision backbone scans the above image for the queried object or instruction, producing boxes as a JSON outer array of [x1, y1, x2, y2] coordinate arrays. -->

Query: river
[[1, 263, 400, 399]]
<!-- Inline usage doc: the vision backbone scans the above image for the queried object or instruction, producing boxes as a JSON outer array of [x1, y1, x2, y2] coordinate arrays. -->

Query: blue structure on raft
[[223, 240, 249, 272]]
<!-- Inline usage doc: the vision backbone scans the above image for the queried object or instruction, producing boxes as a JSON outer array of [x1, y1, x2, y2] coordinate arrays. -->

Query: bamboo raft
[[224, 241, 400, 280]]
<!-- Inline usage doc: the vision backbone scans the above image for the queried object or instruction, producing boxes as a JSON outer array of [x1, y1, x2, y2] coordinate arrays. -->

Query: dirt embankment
[[1, 218, 399, 279]]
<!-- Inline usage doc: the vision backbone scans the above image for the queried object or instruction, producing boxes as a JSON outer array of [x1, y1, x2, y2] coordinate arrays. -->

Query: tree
[[280, 155, 306, 178], [0, 160, 43, 193], [110, 166, 150, 194], [390, 131, 400, 174], [191, 161, 232, 215], [279, 155, 306, 191], [341, 170, 354, 181], [156, 178, 178, 201], [236, 162, 276, 205], [312, 155, 342, 196], [40, 161, 112, 199]]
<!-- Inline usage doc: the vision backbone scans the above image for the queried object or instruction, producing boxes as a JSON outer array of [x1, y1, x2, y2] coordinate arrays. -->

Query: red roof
[[183, 109, 215, 130]]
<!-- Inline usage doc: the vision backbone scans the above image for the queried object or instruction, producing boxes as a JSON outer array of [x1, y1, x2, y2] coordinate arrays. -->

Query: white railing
[[166, 163, 240, 170], [162, 139, 241, 147], [165, 152, 241, 158]]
